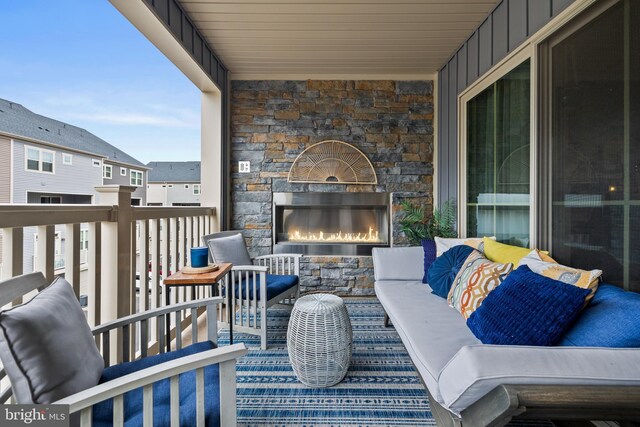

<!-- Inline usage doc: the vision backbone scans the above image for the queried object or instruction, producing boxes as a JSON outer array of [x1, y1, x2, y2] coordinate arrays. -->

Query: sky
[[0, 0, 201, 163]]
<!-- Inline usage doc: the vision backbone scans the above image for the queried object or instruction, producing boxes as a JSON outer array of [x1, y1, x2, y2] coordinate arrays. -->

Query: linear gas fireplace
[[273, 192, 391, 256]]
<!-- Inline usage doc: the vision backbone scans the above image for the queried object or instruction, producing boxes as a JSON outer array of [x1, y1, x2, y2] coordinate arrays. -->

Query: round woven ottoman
[[287, 293, 353, 387]]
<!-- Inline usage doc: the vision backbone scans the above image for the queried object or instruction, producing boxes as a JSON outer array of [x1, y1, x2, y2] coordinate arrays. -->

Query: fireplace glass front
[[273, 192, 390, 256]]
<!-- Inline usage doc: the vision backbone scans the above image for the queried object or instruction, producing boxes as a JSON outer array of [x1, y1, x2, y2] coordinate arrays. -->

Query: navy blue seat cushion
[[559, 283, 640, 347], [427, 245, 475, 298], [421, 239, 437, 284], [229, 274, 298, 300], [93, 341, 221, 427], [467, 265, 591, 346]]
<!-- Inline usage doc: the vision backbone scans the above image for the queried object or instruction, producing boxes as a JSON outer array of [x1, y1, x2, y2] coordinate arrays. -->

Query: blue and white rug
[[219, 297, 552, 427]]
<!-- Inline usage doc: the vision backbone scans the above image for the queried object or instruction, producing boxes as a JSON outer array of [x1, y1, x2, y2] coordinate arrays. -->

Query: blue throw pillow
[[467, 265, 591, 346], [559, 284, 640, 347], [427, 245, 475, 298], [421, 239, 437, 283]]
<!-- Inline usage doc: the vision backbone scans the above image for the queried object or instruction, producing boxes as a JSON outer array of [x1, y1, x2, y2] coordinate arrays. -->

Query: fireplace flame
[[289, 226, 381, 243]]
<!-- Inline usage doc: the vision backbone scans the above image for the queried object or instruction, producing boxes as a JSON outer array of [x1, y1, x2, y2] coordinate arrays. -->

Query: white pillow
[[434, 236, 495, 257]]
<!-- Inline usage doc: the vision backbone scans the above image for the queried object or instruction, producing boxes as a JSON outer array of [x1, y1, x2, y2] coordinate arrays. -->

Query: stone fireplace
[[273, 192, 391, 256], [231, 79, 434, 295]]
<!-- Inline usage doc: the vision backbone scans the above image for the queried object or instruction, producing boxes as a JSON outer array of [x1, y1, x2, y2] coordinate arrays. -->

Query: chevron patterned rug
[[218, 297, 553, 427]]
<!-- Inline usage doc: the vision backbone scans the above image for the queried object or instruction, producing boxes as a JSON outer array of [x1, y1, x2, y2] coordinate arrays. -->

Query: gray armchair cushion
[[206, 233, 252, 266], [0, 276, 104, 403]]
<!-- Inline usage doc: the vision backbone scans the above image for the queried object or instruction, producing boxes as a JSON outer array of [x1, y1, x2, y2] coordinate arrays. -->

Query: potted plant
[[399, 199, 457, 245], [399, 199, 457, 276]]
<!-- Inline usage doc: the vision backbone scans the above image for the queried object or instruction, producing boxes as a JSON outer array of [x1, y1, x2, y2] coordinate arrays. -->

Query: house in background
[[0, 98, 149, 274], [146, 161, 201, 206]]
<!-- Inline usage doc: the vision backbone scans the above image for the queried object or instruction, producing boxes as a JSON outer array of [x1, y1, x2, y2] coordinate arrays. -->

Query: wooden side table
[[163, 262, 233, 351]]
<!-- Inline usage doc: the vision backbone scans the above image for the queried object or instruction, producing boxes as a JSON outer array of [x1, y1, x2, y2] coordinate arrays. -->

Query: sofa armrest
[[372, 247, 424, 281]]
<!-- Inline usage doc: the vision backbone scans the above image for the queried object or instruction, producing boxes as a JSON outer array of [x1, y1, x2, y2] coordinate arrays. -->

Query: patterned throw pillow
[[518, 250, 601, 300], [447, 251, 514, 319], [434, 236, 495, 257]]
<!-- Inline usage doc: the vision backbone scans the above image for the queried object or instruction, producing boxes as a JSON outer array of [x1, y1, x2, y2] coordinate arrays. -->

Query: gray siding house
[[147, 161, 201, 206], [0, 98, 149, 274]]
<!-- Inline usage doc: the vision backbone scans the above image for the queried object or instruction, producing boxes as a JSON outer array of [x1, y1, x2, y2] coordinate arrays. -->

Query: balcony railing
[[0, 185, 217, 402]]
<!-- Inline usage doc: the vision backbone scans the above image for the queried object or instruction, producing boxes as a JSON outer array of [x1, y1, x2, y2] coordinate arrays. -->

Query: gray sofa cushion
[[438, 345, 640, 415], [372, 247, 424, 281], [374, 279, 480, 404], [206, 233, 252, 266], [0, 277, 104, 403]]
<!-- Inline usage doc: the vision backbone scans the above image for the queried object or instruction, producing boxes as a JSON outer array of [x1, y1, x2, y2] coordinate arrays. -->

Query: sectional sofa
[[372, 246, 640, 426]]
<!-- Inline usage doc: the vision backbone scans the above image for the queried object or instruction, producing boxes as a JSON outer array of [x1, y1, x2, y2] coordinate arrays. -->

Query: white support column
[[202, 90, 223, 232]]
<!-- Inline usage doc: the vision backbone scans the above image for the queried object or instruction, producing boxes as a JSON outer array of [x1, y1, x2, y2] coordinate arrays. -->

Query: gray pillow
[[0, 276, 104, 403], [206, 233, 252, 266]]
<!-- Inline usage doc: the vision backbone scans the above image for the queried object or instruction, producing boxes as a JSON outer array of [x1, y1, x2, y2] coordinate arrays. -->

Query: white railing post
[[1, 228, 24, 305], [87, 222, 102, 327], [64, 223, 81, 298], [95, 186, 136, 326], [36, 225, 55, 283]]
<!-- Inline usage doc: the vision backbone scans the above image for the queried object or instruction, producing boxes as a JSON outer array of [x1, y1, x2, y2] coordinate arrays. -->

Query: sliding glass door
[[541, 0, 640, 291], [466, 60, 531, 245]]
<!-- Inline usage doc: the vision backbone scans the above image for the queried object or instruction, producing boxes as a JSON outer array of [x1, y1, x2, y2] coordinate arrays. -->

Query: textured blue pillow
[[427, 245, 475, 298], [559, 284, 640, 347], [467, 265, 591, 346], [421, 239, 437, 283]]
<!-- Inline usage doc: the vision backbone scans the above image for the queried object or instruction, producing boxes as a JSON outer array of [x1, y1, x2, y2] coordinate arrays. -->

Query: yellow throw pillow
[[518, 250, 601, 300], [483, 237, 553, 265]]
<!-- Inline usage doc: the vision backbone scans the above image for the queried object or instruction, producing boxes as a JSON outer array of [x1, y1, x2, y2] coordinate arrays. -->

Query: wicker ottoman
[[287, 293, 353, 387]]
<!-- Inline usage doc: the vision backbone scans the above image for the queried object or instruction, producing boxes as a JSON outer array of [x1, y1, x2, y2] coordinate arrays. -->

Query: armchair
[[203, 231, 302, 349], [0, 272, 247, 427]]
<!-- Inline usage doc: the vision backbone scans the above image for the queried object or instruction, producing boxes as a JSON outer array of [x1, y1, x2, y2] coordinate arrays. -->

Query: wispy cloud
[[68, 111, 196, 127], [25, 89, 200, 129]]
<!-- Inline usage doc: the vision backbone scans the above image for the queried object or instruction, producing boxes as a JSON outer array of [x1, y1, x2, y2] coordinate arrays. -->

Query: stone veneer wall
[[231, 80, 433, 295]]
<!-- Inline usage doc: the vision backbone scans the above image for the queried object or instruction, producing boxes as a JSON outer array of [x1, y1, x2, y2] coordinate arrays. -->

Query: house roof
[[0, 98, 146, 168], [146, 161, 201, 182]]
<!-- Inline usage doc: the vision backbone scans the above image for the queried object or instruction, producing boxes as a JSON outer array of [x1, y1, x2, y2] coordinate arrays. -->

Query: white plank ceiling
[[179, 0, 500, 79]]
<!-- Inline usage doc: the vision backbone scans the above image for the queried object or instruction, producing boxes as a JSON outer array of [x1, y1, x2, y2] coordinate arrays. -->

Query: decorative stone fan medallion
[[288, 140, 377, 184]]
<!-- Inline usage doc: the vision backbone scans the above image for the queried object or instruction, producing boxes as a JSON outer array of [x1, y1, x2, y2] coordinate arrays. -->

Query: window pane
[[27, 148, 39, 170], [42, 151, 54, 172], [27, 148, 39, 161], [466, 60, 530, 244], [550, 1, 640, 291]]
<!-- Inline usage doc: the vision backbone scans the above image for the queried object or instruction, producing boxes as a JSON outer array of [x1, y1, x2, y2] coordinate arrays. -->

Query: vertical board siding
[[143, 0, 226, 90], [169, 0, 182, 37], [529, 0, 552, 34], [553, 0, 574, 15], [436, 0, 576, 207], [447, 58, 458, 205], [457, 45, 468, 89], [492, 2, 509, 64], [467, 31, 480, 84], [478, 17, 493, 75], [509, 0, 529, 51], [438, 65, 450, 203]]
